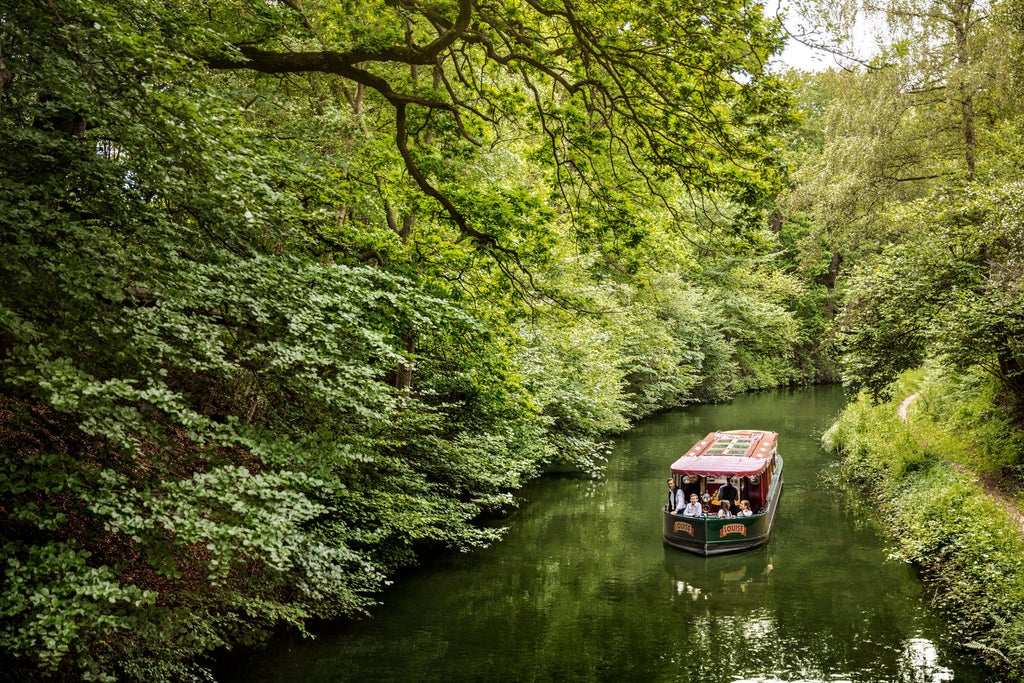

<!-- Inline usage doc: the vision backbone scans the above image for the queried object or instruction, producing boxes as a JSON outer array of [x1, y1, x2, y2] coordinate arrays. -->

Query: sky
[[767, 0, 883, 72], [777, 38, 832, 72], [769, 0, 835, 72]]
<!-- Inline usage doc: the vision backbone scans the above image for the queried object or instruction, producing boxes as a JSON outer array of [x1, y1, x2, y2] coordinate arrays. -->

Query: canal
[[223, 385, 989, 682]]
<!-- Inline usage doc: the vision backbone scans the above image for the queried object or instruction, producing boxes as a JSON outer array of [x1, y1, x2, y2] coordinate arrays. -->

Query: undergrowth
[[823, 367, 1024, 680]]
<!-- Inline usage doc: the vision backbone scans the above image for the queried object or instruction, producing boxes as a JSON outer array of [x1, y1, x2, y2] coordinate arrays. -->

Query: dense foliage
[[0, 0, 831, 680], [824, 368, 1024, 679], [783, 0, 1024, 675], [782, 0, 1024, 422], [4, 0, 1023, 676]]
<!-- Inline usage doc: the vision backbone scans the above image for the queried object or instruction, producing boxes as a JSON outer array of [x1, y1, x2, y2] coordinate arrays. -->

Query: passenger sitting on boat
[[717, 500, 734, 518], [682, 493, 704, 517], [737, 500, 753, 517], [667, 479, 685, 515]]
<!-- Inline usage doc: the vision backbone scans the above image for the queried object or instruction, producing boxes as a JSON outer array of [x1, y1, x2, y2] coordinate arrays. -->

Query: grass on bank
[[823, 367, 1024, 680]]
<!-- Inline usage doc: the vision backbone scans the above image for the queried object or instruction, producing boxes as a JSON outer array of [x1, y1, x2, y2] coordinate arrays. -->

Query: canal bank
[[825, 371, 1024, 682]]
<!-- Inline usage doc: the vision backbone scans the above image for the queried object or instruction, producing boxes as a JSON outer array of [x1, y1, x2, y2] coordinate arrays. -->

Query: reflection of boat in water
[[663, 430, 783, 556], [662, 547, 774, 608]]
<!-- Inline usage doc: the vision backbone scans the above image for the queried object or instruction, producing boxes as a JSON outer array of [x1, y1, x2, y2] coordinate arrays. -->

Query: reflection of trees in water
[[659, 543, 970, 682], [222, 387, 981, 683]]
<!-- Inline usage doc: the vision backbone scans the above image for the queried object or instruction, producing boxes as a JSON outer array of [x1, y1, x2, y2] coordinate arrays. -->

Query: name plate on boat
[[719, 523, 747, 538], [672, 521, 695, 536]]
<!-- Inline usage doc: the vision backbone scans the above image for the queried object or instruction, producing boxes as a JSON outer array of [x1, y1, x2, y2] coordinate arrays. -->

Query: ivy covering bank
[[824, 368, 1024, 680]]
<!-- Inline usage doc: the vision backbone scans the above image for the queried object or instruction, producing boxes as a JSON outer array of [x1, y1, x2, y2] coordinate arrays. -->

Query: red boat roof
[[669, 430, 778, 477]]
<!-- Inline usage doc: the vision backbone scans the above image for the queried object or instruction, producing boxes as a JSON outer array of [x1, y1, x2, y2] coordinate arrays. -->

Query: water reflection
[[729, 636, 955, 683], [718, 630, 954, 683], [664, 548, 774, 606], [661, 547, 959, 683], [900, 638, 956, 682]]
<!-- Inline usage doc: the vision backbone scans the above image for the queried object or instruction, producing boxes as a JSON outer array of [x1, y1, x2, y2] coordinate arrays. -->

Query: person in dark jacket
[[666, 478, 685, 514], [716, 478, 740, 513]]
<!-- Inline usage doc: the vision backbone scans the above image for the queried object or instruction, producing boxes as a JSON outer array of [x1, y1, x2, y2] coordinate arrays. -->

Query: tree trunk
[[952, 0, 977, 177], [825, 251, 841, 318], [394, 336, 415, 394], [0, 56, 12, 96], [998, 352, 1024, 427]]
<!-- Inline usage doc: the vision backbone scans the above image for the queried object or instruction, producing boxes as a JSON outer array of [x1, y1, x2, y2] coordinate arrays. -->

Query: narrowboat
[[663, 430, 782, 556]]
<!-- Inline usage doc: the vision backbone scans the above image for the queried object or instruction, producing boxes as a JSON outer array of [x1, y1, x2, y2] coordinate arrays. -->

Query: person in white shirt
[[717, 500, 734, 518], [737, 500, 753, 517], [682, 493, 704, 517]]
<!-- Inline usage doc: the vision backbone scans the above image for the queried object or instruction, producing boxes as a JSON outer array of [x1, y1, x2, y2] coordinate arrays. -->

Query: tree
[[196, 0, 793, 267], [835, 183, 1024, 420], [1, 0, 811, 679], [791, 0, 1024, 177]]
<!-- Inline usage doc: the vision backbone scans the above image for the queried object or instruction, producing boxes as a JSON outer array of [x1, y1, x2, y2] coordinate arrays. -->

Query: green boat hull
[[663, 456, 783, 556]]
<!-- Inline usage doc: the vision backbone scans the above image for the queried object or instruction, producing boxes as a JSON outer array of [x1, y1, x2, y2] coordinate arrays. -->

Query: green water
[[223, 386, 990, 682]]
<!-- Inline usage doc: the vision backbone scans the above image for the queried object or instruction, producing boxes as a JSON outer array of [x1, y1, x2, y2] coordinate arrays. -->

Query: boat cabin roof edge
[[668, 429, 778, 477]]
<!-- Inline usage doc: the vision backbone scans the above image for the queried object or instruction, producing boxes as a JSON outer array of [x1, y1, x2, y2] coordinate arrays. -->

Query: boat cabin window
[[672, 468, 772, 513], [675, 476, 698, 501]]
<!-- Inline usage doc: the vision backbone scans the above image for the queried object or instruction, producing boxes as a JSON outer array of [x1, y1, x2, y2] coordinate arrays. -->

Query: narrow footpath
[[899, 392, 1024, 534]]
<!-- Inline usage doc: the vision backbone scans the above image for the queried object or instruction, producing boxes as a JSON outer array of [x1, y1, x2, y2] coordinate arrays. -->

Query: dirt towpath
[[899, 392, 1024, 534]]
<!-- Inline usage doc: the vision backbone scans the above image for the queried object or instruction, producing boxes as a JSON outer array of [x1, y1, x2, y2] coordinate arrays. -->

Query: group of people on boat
[[666, 478, 753, 518]]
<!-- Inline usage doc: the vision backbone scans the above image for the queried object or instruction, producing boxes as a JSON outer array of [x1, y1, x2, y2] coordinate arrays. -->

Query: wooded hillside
[[790, 0, 1024, 676]]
